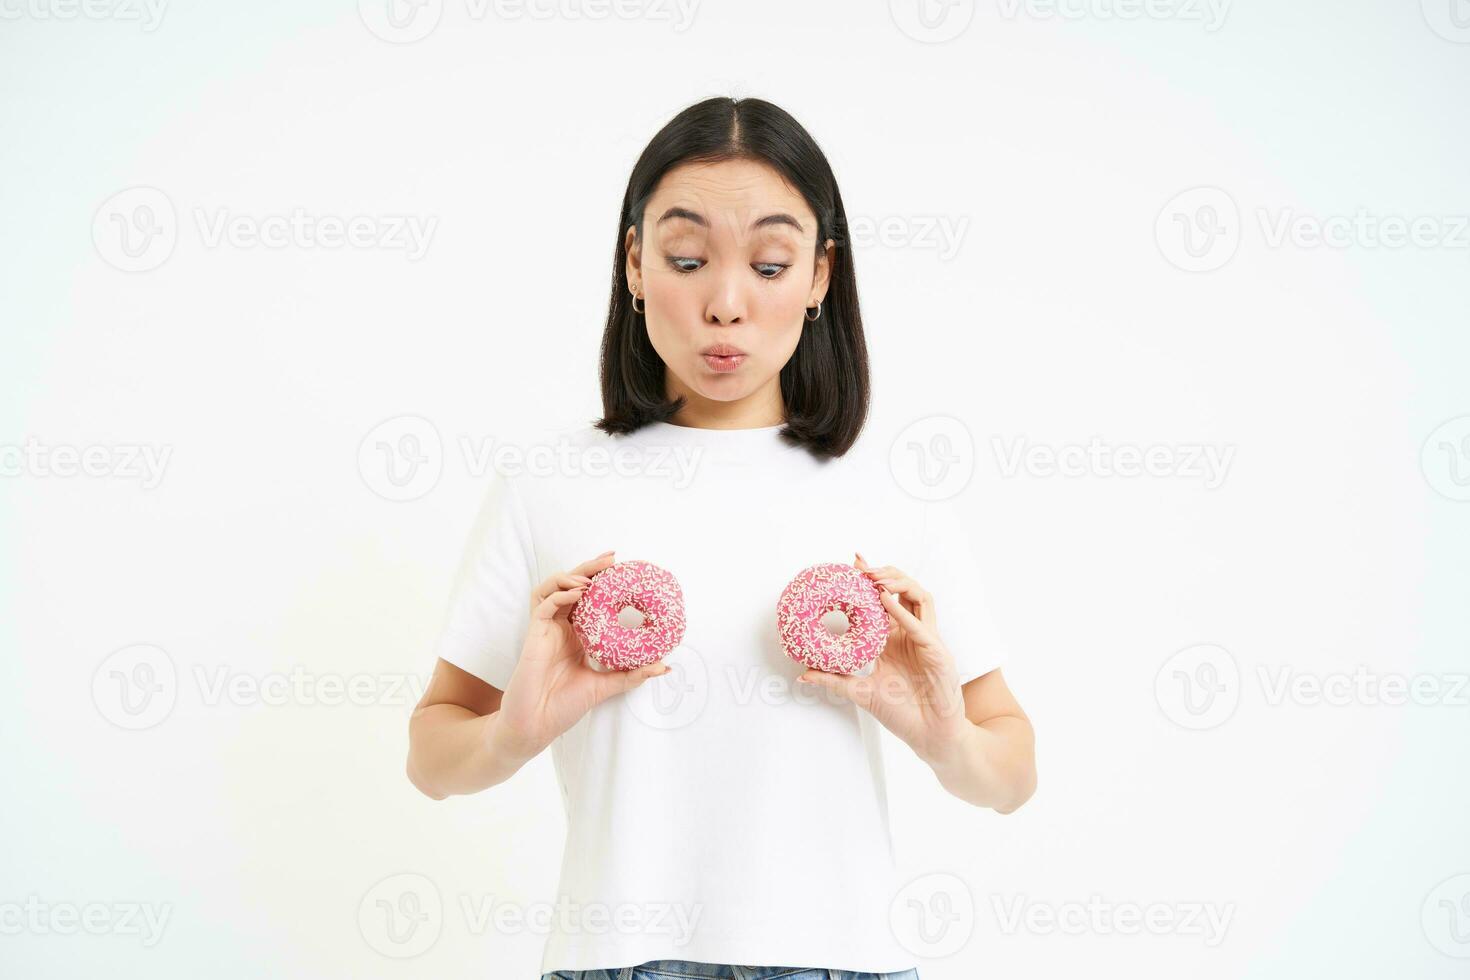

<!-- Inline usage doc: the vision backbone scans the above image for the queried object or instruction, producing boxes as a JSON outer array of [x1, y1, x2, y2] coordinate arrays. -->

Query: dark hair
[[592, 96, 870, 460]]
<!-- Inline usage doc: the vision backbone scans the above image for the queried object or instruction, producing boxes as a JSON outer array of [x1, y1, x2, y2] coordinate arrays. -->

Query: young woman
[[407, 96, 1037, 980]]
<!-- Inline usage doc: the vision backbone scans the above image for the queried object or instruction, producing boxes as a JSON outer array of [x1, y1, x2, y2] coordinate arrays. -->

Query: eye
[[664, 256, 791, 280]]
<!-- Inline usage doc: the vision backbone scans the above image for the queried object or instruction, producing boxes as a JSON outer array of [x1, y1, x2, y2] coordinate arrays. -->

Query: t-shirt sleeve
[[912, 496, 1008, 686], [431, 472, 539, 692]]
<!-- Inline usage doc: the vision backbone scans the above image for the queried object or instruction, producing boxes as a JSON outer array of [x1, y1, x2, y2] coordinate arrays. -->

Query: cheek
[[759, 274, 808, 309], [752, 279, 810, 332], [641, 273, 698, 337], [643, 268, 689, 307]]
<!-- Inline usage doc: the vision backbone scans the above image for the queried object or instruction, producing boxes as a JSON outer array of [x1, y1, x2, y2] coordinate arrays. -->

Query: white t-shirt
[[432, 419, 1007, 974]]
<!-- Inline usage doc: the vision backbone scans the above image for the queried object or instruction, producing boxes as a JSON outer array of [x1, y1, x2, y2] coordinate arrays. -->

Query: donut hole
[[616, 605, 647, 629], [820, 609, 851, 637]]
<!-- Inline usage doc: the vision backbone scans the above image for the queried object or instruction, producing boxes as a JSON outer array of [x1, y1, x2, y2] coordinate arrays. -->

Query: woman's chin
[[689, 378, 755, 402]]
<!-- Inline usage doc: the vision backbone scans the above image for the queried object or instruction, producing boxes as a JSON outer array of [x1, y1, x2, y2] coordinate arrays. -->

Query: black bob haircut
[[592, 96, 870, 460]]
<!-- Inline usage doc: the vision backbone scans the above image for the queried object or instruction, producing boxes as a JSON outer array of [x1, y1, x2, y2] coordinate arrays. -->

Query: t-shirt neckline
[[647, 420, 787, 439]]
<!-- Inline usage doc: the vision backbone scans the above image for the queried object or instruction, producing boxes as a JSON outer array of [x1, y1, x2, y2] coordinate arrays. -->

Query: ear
[[810, 236, 835, 306], [624, 224, 642, 285]]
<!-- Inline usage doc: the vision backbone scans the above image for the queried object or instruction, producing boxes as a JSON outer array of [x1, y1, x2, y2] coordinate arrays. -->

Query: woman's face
[[626, 158, 833, 418]]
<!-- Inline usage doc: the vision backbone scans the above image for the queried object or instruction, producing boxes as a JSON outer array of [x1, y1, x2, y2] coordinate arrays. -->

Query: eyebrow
[[655, 206, 804, 234]]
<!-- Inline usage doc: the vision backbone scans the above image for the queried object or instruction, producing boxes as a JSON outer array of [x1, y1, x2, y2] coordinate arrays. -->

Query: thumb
[[798, 669, 868, 707]]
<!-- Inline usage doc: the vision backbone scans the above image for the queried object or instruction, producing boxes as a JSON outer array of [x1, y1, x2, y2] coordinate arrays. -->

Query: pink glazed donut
[[570, 559, 686, 671], [776, 562, 889, 674]]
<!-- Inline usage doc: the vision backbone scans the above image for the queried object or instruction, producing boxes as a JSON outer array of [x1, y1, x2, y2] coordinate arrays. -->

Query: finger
[[567, 550, 617, 578], [591, 660, 672, 701], [533, 572, 594, 606], [798, 668, 875, 712], [880, 586, 936, 639], [532, 553, 614, 607], [869, 572, 935, 629], [532, 585, 585, 623], [856, 556, 899, 598]]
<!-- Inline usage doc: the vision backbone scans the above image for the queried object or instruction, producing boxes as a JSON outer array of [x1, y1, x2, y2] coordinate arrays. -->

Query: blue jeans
[[541, 961, 920, 980]]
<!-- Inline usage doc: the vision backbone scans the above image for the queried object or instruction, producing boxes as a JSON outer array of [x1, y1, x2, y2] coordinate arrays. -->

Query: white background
[[2, 1, 1468, 977]]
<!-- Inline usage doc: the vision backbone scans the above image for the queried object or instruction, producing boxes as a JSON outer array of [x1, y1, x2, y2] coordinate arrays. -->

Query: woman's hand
[[797, 552, 973, 763], [493, 550, 670, 758]]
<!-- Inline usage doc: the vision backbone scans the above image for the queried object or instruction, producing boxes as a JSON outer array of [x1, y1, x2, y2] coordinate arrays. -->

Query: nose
[[703, 263, 748, 325]]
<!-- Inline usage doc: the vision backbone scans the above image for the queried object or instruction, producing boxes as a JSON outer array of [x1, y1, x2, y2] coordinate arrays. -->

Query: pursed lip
[[700, 343, 747, 357]]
